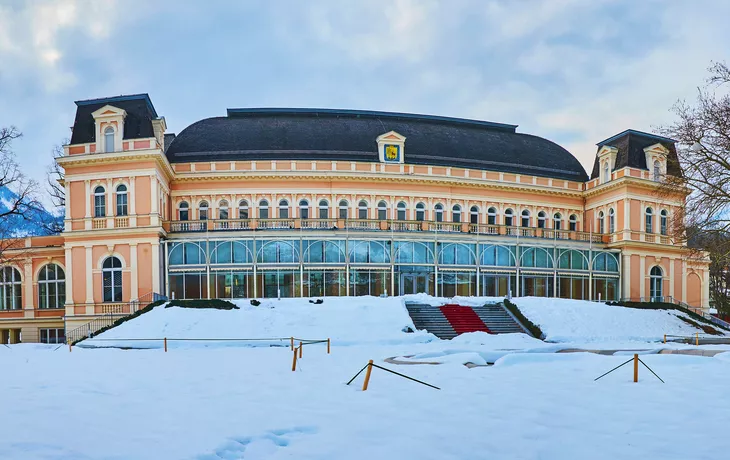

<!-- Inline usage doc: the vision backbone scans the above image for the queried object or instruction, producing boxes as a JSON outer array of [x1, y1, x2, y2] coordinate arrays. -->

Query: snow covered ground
[[3, 296, 730, 459]]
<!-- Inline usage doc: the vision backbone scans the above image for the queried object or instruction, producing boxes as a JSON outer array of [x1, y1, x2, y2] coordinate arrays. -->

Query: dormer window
[[653, 160, 661, 182], [104, 127, 115, 153], [603, 162, 609, 183]]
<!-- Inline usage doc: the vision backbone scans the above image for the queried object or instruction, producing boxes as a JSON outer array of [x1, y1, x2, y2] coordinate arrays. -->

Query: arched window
[[178, 201, 189, 221], [649, 266, 663, 301], [338, 200, 349, 219], [645, 207, 653, 233], [608, 208, 615, 233], [521, 210, 530, 228], [603, 162, 609, 183], [299, 199, 309, 219], [38, 264, 65, 309], [653, 160, 661, 182], [569, 214, 578, 232], [102, 257, 123, 303], [238, 200, 249, 219], [537, 211, 546, 229], [470, 206, 479, 224], [377, 201, 387, 220], [396, 201, 407, 221], [660, 210, 668, 235], [358, 200, 368, 220], [279, 199, 289, 219], [452, 204, 462, 223], [487, 207, 497, 225], [259, 200, 269, 219], [0, 266, 22, 310], [94, 186, 106, 218], [104, 126, 115, 153], [218, 200, 229, 220], [553, 212, 562, 230], [115, 184, 128, 216], [318, 200, 329, 219], [198, 201, 209, 220], [504, 208, 514, 227], [598, 211, 605, 234], [415, 202, 425, 221], [434, 204, 444, 222]]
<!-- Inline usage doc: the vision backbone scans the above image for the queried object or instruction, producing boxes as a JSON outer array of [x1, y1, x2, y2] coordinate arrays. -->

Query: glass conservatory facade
[[165, 237, 619, 300]]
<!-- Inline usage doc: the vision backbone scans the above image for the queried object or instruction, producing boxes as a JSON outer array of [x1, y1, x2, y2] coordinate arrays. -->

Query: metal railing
[[66, 292, 168, 344], [162, 218, 631, 245]]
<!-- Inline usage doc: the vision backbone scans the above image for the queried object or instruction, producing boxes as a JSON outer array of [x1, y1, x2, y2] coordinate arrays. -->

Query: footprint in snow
[[195, 426, 318, 459]]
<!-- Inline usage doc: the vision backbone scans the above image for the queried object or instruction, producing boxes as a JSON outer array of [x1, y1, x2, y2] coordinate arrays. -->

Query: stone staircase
[[405, 301, 533, 339], [405, 303, 458, 339], [472, 303, 530, 335]]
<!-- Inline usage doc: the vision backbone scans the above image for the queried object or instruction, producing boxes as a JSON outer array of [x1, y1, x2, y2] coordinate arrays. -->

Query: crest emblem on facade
[[376, 131, 406, 164], [385, 144, 400, 162]]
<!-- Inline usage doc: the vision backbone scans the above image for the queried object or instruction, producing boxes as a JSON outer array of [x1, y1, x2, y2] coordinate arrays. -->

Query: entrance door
[[400, 274, 428, 295]]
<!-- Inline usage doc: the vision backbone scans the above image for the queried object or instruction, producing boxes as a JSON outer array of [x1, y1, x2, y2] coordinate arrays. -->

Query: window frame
[[115, 184, 128, 217], [93, 186, 106, 218]]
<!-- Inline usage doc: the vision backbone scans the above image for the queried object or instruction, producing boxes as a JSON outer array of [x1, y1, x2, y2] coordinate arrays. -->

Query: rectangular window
[[116, 195, 128, 216], [94, 195, 106, 218], [40, 328, 65, 344]]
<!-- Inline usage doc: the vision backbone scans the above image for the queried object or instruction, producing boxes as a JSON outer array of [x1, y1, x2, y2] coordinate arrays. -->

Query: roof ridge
[[226, 107, 518, 132], [597, 129, 676, 146], [75, 94, 158, 118]]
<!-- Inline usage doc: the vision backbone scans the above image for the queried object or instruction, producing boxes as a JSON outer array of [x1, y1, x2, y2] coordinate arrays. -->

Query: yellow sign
[[385, 144, 399, 161]]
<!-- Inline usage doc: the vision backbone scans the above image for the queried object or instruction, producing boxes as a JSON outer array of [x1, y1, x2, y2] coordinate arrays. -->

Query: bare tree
[[661, 62, 730, 312], [661, 62, 730, 244], [39, 141, 67, 234], [0, 126, 46, 260]]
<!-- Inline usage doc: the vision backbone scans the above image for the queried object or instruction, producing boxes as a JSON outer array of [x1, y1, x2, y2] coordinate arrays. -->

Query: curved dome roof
[[165, 108, 588, 182]]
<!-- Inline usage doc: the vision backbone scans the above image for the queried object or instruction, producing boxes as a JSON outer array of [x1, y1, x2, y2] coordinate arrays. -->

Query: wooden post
[[663, 334, 666, 344], [290, 336, 294, 351], [327, 338, 331, 354], [362, 359, 374, 391], [292, 347, 298, 371], [633, 354, 638, 383], [164, 337, 168, 353], [68, 341, 72, 352], [696, 332, 699, 346], [299, 341, 303, 358]]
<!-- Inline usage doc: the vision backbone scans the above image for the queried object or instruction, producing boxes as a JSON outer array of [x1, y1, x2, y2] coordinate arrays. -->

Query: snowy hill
[[82, 296, 726, 349], [0, 185, 61, 237]]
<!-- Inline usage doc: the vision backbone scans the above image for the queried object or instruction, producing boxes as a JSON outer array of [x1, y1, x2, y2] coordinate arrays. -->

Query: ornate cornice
[[57, 150, 175, 181], [171, 170, 586, 198]]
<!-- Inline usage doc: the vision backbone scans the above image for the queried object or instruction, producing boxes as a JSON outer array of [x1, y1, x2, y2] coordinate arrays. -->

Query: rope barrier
[[594, 354, 664, 383], [346, 360, 440, 390]]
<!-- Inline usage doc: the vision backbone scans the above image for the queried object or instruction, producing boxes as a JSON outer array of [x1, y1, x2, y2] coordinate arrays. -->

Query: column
[[702, 269, 710, 309], [681, 260, 687, 304], [84, 180, 91, 230], [129, 176, 137, 227], [23, 260, 33, 318], [64, 248, 74, 307], [85, 245, 94, 314], [106, 178, 113, 228], [130, 243, 139, 300], [639, 256, 646, 299], [669, 257, 675, 299], [150, 175, 159, 225], [151, 241, 160, 294]]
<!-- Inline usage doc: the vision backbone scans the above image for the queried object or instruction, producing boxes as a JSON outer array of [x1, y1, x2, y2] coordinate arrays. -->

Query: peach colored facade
[[0, 96, 710, 343]]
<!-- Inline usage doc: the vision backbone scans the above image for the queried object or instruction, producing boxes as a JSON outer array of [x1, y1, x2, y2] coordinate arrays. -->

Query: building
[[0, 94, 710, 343]]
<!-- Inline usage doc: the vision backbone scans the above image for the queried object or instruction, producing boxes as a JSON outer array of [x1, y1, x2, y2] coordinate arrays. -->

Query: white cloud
[[0, 0, 120, 92]]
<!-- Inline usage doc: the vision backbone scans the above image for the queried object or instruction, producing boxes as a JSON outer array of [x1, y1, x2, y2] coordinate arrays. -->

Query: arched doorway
[[649, 266, 663, 302]]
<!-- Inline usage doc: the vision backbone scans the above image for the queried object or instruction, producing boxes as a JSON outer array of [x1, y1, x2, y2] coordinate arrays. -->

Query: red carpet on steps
[[439, 305, 492, 335]]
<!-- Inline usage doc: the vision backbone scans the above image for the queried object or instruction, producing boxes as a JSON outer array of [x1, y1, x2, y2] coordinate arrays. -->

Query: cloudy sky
[[1, 0, 729, 190]]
